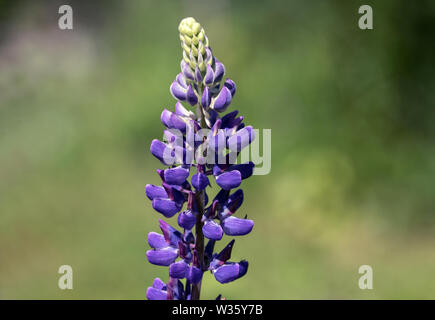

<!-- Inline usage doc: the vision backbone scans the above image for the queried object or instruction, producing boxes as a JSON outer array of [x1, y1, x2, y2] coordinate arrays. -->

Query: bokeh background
[[1, 0, 435, 299]]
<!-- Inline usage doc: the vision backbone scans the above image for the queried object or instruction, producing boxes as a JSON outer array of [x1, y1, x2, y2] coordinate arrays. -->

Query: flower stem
[[191, 190, 205, 300], [191, 99, 207, 300]]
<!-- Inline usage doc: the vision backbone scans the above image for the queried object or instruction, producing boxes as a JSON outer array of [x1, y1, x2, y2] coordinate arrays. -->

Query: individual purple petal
[[228, 162, 255, 180], [186, 84, 198, 106], [212, 87, 232, 112], [203, 108, 219, 128], [221, 110, 238, 128], [232, 116, 244, 129], [211, 118, 222, 135], [163, 130, 178, 144], [218, 239, 235, 262], [150, 139, 175, 165], [202, 219, 223, 240], [166, 276, 184, 299], [169, 261, 189, 279], [152, 198, 181, 217], [150, 139, 171, 165], [178, 241, 191, 261], [162, 185, 186, 211], [170, 81, 187, 101], [209, 239, 235, 271], [204, 47, 213, 64], [177, 210, 196, 230], [160, 109, 172, 127], [204, 239, 216, 264], [164, 166, 190, 185], [213, 187, 230, 207], [176, 73, 187, 88], [152, 277, 166, 290], [213, 164, 224, 177], [213, 261, 248, 284], [145, 184, 168, 200], [186, 266, 203, 284], [156, 168, 165, 180], [204, 64, 214, 85], [239, 260, 249, 278], [213, 61, 225, 83], [174, 101, 191, 117], [175, 279, 186, 300], [191, 173, 210, 191], [194, 68, 203, 83], [222, 216, 254, 236], [181, 60, 194, 80], [184, 227, 195, 242], [148, 232, 168, 249], [216, 189, 244, 220], [201, 86, 211, 108], [224, 78, 236, 97], [223, 87, 233, 108], [162, 183, 185, 206], [224, 189, 244, 216], [146, 247, 178, 266], [215, 170, 242, 190], [152, 143, 184, 166], [227, 126, 255, 152], [159, 219, 183, 246], [161, 109, 186, 131], [146, 287, 167, 300], [164, 129, 183, 146], [206, 199, 220, 220], [171, 115, 187, 131]]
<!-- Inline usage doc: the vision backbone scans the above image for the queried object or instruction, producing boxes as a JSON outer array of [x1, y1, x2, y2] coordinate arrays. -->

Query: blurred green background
[[1, 0, 435, 299]]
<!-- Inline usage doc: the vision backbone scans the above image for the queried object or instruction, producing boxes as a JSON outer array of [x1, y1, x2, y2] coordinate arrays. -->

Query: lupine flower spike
[[146, 17, 256, 300]]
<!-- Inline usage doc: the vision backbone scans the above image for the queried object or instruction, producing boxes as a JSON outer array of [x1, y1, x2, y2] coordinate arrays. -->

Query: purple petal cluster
[[170, 55, 236, 115], [146, 17, 256, 300]]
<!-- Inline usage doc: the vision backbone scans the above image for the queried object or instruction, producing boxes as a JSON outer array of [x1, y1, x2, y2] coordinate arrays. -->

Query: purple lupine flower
[[213, 261, 249, 284], [146, 219, 186, 266], [146, 278, 168, 300], [146, 182, 185, 218], [145, 17, 257, 300], [207, 238, 249, 284]]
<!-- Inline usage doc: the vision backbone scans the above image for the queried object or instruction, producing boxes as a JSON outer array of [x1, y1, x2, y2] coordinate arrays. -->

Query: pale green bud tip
[[178, 17, 211, 75], [178, 17, 208, 50], [178, 17, 202, 37]]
